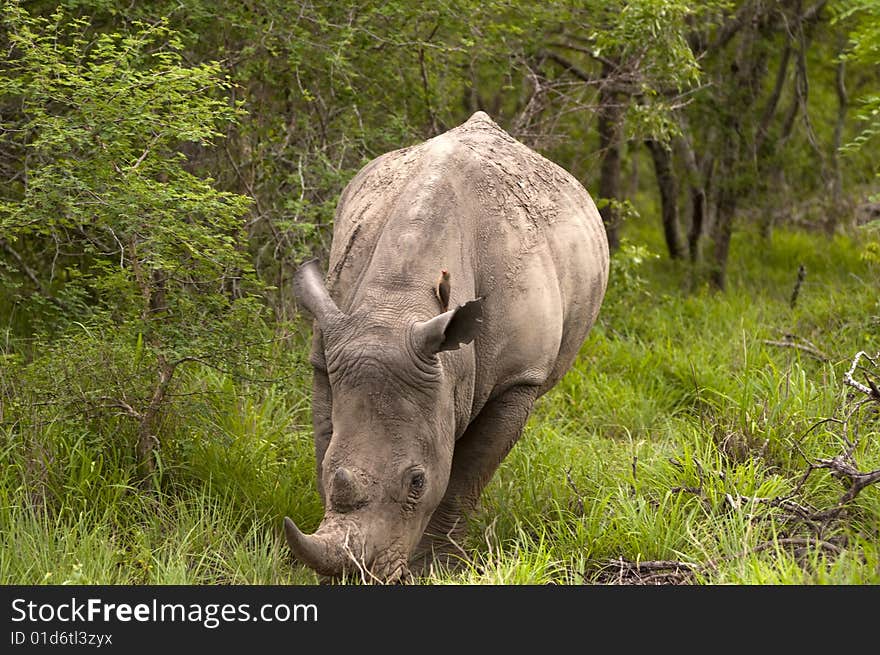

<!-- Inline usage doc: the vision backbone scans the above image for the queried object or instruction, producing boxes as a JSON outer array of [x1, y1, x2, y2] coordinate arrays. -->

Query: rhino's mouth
[[366, 547, 410, 584]]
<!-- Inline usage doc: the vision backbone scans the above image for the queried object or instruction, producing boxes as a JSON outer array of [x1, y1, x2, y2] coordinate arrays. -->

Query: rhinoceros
[[284, 111, 609, 582]]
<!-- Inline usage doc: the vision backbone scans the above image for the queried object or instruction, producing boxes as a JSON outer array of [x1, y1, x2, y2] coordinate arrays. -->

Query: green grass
[[2, 225, 879, 584]]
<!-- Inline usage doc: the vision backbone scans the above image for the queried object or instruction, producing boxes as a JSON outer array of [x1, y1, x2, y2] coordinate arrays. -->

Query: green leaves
[[0, 1, 254, 346], [590, 0, 701, 90], [833, 0, 880, 162]]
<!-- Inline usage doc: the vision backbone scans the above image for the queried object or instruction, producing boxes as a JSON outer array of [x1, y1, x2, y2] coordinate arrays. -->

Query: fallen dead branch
[[596, 558, 698, 585], [794, 350, 880, 518], [596, 536, 847, 585], [843, 351, 880, 399], [762, 334, 828, 362]]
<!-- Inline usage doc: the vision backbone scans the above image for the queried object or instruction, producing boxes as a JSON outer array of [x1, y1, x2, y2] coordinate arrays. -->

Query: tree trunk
[[128, 239, 175, 480], [710, 140, 739, 292], [829, 56, 848, 230], [755, 43, 792, 157], [710, 117, 741, 291], [689, 184, 708, 264], [646, 139, 685, 259], [707, 2, 762, 290], [597, 62, 623, 252], [137, 354, 175, 479], [710, 189, 736, 292], [676, 130, 712, 264], [628, 143, 640, 198]]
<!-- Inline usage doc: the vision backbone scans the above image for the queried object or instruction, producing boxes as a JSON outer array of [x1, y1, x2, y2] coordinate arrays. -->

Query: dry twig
[[762, 334, 828, 361], [565, 467, 586, 516], [843, 351, 880, 399]]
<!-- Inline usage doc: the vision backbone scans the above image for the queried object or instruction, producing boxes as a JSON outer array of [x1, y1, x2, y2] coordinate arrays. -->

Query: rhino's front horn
[[283, 516, 358, 577]]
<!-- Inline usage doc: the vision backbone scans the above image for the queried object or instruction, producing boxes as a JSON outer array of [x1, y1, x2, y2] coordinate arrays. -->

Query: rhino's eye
[[409, 471, 426, 497]]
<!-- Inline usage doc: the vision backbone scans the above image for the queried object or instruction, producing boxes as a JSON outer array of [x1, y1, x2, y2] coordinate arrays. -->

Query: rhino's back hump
[[327, 112, 606, 304]]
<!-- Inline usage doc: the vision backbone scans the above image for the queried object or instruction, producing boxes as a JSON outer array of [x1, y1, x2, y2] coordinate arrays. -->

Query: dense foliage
[[1, 0, 878, 584]]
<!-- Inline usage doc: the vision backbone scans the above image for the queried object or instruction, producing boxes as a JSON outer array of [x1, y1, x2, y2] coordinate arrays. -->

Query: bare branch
[[543, 50, 598, 85], [418, 21, 442, 136], [803, 1, 828, 23], [756, 43, 792, 154], [762, 335, 828, 362], [94, 396, 143, 420], [844, 351, 879, 398], [597, 537, 843, 584], [548, 40, 617, 70]]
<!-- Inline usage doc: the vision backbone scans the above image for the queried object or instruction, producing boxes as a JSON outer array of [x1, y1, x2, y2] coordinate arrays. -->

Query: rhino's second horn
[[330, 467, 366, 512]]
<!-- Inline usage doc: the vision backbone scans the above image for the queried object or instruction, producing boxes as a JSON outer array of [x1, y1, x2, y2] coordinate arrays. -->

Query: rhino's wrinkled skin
[[285, 112, 609, 582]]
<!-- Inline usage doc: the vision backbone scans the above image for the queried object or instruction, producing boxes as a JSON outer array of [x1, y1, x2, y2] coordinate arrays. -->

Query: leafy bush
[[0, 2, 269, 476]]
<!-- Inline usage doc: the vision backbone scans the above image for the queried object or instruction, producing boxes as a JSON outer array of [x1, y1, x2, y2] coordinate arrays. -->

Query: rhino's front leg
[[412, 384, 540, 575], [309, 329, 333, 505]]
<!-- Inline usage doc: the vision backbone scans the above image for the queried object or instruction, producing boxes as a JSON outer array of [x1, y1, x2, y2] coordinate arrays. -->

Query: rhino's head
[[284, 259, 482, 582]]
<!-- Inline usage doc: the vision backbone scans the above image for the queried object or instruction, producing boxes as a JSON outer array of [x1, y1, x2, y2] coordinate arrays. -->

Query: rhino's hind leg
[[412, 384, 541, 577]]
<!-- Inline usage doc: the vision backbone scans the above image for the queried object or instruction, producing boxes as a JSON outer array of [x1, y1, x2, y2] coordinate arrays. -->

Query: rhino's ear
[[413, 298, 483, 355], [293, 258, 344, 327]]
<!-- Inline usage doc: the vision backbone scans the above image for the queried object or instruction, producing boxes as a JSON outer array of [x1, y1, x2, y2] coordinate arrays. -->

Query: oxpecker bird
[[435, 269, 451, 312]]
